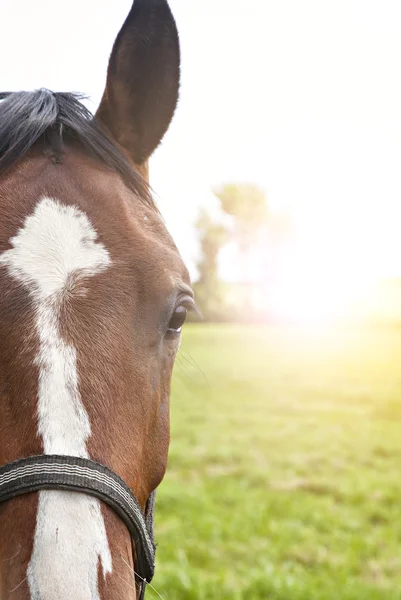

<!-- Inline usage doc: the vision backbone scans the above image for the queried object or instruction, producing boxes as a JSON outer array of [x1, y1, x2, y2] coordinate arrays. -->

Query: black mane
[[0, 89, 152, 205]]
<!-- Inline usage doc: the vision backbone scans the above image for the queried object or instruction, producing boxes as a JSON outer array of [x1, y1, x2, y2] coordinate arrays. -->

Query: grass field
[[151, 324, 401, 600]]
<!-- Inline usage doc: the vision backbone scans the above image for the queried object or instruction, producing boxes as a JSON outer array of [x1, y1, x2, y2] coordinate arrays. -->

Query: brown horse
[[0, 1, 193, 598]]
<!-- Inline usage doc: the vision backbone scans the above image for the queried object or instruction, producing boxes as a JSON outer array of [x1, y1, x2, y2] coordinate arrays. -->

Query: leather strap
[[0, 454, 156, 583]]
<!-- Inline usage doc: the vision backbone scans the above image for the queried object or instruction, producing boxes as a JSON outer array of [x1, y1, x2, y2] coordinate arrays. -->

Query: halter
[[0, 454, 156, 600]]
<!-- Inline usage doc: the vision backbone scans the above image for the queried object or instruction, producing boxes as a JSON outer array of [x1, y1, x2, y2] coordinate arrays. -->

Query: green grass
[[151, 324, 401, 600]]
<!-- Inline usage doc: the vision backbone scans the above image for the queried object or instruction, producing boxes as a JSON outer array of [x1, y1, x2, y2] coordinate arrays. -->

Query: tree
[[214, 183, 271, 287], [214, 183, 292, 321], [214, 184, 268, 254], [194, 185, 292, 322], [193, 208, 228, 321]]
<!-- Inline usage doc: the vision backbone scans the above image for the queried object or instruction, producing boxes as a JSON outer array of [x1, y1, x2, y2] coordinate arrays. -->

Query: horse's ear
[[96, 0, 180, 166]]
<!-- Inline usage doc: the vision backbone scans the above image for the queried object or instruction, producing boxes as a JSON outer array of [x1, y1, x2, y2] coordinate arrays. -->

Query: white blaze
[[0, 197, 113, 600]]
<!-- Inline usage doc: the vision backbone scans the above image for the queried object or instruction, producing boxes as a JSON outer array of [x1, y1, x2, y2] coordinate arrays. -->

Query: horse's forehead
[[0, 197, 111, 300], [0, 159, 185, 294], [68, 160, 184, 277]]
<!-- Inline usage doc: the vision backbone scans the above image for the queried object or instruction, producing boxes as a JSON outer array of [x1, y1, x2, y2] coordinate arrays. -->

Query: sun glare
[[244, 178, 401, 325], [251, 222, 382, 325], [267, 271, 374, 324]]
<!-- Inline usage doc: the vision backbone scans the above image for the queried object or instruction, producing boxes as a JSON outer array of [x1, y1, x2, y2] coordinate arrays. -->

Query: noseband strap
[[0, 455, 155, 591]]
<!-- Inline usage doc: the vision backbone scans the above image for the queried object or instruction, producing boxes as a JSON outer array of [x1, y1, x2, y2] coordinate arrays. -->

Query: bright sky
[[1, 0, 401, 320]]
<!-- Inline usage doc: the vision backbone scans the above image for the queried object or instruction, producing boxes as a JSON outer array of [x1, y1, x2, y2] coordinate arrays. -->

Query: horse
[[0, 1, 193, 598]]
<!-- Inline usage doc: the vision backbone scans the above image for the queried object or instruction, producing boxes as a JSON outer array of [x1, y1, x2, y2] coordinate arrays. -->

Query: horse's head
[[0, 2, 189, 598]]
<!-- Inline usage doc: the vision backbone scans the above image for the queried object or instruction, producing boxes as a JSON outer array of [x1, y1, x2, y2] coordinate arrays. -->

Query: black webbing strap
[[0, 455, 155, 588]]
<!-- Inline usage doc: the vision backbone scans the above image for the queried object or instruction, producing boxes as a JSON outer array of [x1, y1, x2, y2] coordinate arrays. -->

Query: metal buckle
[[138, 579, 147, 600]]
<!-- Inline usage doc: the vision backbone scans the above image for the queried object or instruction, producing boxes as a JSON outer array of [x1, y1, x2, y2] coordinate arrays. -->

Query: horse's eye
[[167, 305, 187, 334]]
